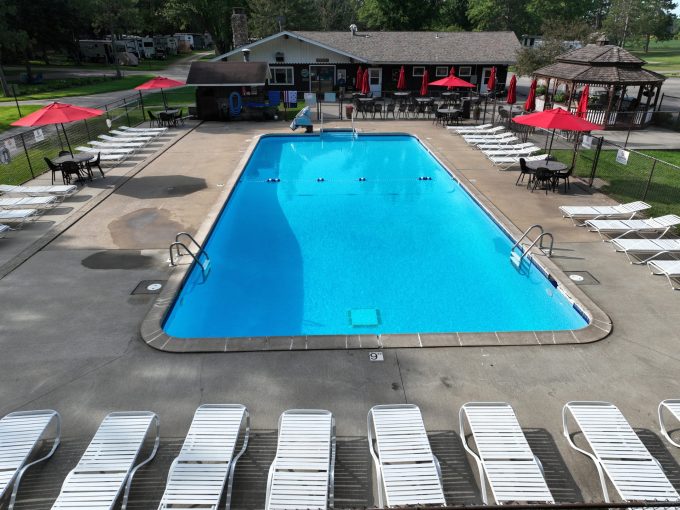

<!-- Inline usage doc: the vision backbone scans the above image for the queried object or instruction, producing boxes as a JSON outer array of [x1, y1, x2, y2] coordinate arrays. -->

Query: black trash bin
[[461, 98, 471, 119]]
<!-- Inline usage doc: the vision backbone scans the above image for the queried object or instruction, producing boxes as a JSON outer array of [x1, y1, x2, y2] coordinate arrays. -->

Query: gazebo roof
[[533, 44, 665, 85]]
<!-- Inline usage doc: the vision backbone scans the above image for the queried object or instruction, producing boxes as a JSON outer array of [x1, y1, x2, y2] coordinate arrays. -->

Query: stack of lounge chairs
[[0, 184, 78, 237], [561, 200, 680, 289], [75, 125, 169, 164], [3, 400, 680, 509], [448, 124, 547, 169]]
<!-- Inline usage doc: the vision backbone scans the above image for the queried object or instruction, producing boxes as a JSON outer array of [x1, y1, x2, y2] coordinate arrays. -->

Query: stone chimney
[[596, 34, 610, 46], [232, 7, 249, 49]]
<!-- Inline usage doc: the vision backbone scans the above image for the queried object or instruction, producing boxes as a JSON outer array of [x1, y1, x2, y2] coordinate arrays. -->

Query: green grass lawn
[[553, 148, 680, 217], [628, 39, 680, 76], [0, 105, 43, 133], [0, 75, 155, 103]]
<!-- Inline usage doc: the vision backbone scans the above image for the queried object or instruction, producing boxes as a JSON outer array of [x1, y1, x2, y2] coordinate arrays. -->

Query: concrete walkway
[[1, 120, 679, 508]]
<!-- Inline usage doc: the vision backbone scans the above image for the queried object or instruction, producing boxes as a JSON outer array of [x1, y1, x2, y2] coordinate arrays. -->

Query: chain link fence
[[0, 87, 195, 186]]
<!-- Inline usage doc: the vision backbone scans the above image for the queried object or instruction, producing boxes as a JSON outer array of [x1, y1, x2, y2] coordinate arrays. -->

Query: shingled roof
[[215, 30, 520, 65], [291, 31, 520, 64], [186, 61, 271, 86], [533, 44, 664, 85]]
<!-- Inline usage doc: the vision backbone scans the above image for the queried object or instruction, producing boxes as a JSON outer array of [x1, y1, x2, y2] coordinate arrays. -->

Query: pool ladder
[[169, 232, 210, 276], [510, 224, 554, 267]]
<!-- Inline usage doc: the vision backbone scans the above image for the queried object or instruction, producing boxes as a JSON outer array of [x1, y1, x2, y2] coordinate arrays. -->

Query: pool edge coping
[[140, 131, 612, 353]]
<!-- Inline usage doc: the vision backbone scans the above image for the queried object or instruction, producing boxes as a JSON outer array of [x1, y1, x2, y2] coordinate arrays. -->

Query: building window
[[270, 66, 294, 85], [458, 66, 472, 77], [435, 66, 448, 77], [412, 66, 425, 77]]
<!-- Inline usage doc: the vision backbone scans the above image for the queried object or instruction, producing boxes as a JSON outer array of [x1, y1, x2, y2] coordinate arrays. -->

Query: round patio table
[[393, 92, 410, 97], [53, 153, 94, 165], [525, 160, 567, 172]]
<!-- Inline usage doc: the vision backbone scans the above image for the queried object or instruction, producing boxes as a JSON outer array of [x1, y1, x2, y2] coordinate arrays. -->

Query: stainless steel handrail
[[169, 241, 208, 275]]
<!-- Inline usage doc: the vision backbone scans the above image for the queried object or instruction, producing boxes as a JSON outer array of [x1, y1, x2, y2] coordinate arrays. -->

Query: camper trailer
[[154, 35, 178, 56], [174, 33, 195, 53], [113, 40, 139, 66], [79, 39, 114, 63], [141, 36, 156, 58]]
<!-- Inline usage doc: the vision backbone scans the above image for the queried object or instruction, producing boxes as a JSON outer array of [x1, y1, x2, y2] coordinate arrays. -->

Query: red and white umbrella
[[420, 69, 429, 96], [12, 102, 104, 153], [396, 66, 406, 91]]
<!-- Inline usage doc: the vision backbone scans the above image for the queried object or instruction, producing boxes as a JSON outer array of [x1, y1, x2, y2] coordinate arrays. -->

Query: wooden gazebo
[[533, 41, 665, 129]]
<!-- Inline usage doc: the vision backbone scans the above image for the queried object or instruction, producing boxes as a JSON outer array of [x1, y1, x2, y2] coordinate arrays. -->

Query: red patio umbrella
[[486, 67, 496, 95], [11, 101, 104, 153], [428, 73, 475, 89], [420, 69, 429, 96], [513, 107, 603, 154], [135, 75, 186, 108], [361, 70, 370, 95], [396, 66, 406, 91], [506, 74, 517, 105], [524, 79, 537, 112], [576, 84, 590, 118], [356, 67, 364, 91]]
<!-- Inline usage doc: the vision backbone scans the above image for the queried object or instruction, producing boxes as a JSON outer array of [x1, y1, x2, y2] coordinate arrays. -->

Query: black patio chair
[[159, 111, 175, 127], [59, 161, 84, 185], [148, 110, 160, 127], [531, 167, 554, 195], [385, 102, 396, 119], [553, 166, 573, 193], [176, 108, 185, 126], [516, 157, 535, 187], [397, 102, 407, 119], [44, 157, 62, 185], [86, 152, 104, 179], [373, 102, 383, 119], [406, 103, 416, 119]]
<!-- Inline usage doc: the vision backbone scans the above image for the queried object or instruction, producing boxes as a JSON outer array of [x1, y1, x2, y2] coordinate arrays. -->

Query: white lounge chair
[[265, 409, 335, 510], [0, 209, 40, 227], [99, 134, 153, 143], [0, 410, 61, 510], [562, 401, 680, 503], [611, 238, 680, 263], [110, 129, 161, 138], [476, 141, 534, 151], [460, 403, 553, 505], [158, 404, 249, 510], [559, 201, 651, 225], [119, 125, 168, 133], [448, 123, 493, 133], [51, 411, 159, 510], [659, 400, 680, 448], [89, 140, 146, 148], [368, 404, 445, 508], [463, 133, 514, 144], [489, 154, 548, 170], [459, 126, 506, 137], [76, 146, 135, 155], [483, 145, 541, 157], [585, 214, 680, 240], [0, 195, 58, 209], [0, 224, 10, 238], [0, 184, 77, 198], [648, 259, 680, 290]]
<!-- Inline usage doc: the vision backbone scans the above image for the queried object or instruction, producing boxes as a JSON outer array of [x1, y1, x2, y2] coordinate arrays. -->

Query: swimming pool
[[163, 133, 588, 339]]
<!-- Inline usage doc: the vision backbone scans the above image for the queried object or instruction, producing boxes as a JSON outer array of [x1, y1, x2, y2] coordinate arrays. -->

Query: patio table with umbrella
[[512, 107, 603, 156], [135, 76, 186, 110], [11, 102, 104, 154]]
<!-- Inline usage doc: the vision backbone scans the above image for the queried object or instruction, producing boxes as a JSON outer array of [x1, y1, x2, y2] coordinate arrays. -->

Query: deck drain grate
[[131, 280, 167, 295], [565, 271, 599, 285], [349, 308, 381, 327]]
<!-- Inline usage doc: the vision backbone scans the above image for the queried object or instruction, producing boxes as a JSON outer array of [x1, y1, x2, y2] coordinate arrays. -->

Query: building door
[[309, 65, 335, 93], [368, 68, 382, 96], [480, 67, 493, 93]]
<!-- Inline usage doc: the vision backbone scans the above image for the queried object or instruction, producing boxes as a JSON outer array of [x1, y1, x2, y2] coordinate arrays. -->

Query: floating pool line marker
[[317, 177, 325, 182], [418, 176, 433, 181], [358, 177, 367, 182], [266, 178, 281, 183]]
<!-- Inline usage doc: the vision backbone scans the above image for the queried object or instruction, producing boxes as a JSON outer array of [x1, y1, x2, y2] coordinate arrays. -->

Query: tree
[[248, 0, 318, 38], [432, 0, 472, 31], [164, 0, 240, 54], [0, 1, 29, 96], [91, 0, 140, 78], [357, 0, 439, 30], [314, 0, 359, 31], [467, 0, 536, 35], [603, 0, 676, 49]]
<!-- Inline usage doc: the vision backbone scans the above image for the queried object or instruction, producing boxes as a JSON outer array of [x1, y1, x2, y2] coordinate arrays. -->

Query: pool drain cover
[[131, 280, 166, 295], [565, 271, 599, 285], [349, 308, 381, 327]]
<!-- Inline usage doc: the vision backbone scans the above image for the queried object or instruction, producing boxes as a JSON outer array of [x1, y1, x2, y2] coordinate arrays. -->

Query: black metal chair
[[397, 102, 407, 119], [531, 167, 554, 194], [148, 110, 159, 127], [159, 111, 174, 127], [373, 102, 383, 119], [553, 166, 573, 193], [59, 161, 84, 185], [385, 102, 396, 119], [86, 152, 104, 179], [44, 157, 62, 185], [516, 157, 535, 187], [176, 108, 185, 126]]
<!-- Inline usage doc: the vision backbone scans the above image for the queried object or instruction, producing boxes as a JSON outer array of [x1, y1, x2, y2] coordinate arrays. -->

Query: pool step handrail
[[510, 224, 554, 267], [169, 233, 210, 276]]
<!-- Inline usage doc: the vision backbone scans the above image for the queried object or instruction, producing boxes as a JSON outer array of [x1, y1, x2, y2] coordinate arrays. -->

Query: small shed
[[186, 61, 273, 121], [532, 42, 665, 129]]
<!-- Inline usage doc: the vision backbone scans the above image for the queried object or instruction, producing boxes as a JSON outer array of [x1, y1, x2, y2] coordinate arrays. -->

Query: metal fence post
[[139, 90, 146, 122], [123, 97, 131, 125], [642, 160, 657, 201], [12, 84, 22, 118], [19, 133, 35, 178], [588, 136, 603, 187], [83, 118, 91, 141]]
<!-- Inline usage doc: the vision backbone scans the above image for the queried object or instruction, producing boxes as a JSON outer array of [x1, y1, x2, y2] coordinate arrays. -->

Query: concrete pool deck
[[1, 120, 679, 508]]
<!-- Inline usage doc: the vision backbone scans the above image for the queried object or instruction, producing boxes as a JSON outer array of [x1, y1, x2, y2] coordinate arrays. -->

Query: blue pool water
[[164, 133, 587, 338]]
